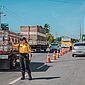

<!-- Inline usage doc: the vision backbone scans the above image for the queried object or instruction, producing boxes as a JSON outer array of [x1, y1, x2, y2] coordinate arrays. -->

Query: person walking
[[13, 37, 32, 80]]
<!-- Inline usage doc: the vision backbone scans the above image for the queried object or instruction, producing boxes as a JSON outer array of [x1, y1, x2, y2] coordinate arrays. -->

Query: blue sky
[[1, 0, 85, 38]]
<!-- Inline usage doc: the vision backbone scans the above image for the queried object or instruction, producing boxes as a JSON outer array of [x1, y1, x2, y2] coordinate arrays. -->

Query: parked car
[[72, 42, 85, 57]]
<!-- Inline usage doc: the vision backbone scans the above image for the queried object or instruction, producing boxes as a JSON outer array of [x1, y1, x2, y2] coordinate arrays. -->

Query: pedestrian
[[13, 37, 32, 80]]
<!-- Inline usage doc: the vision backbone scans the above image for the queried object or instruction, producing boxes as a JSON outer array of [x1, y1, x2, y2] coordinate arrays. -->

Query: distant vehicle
[[20, 26, 47, 52], [72, 42, 85, 57], [61, 36, 73, 50], [50, 43, 61, 52], [0, 30, 20, 70]]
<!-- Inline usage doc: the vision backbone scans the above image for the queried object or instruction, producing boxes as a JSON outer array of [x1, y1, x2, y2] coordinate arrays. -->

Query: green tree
[[46, 33, 54, 44], [44, 24, 50, 33], [56, 37, 62, 41]]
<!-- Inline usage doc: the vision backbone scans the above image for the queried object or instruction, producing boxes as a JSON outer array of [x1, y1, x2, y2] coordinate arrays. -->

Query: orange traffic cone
[[47, 52, 51, 63], [52, 50, 57, 60], [61, 50, 63, 55], [68, 47, 70, 52], [67, 48, 69, 52], [64, 48, 66, 54], [57, 50, 59, 58], [59, 50, 62, 56], [64, 48, 66, 53], [60, 50, 63, 56]]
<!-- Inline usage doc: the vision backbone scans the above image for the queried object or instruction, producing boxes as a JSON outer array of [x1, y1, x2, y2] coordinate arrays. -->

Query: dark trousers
[[19, 54, 31, 74]]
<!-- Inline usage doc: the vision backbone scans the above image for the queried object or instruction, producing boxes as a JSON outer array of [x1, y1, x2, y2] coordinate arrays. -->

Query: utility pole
[[80, 24, 82, 41], [0, 6, 6, 30], [0, 6, 6, 51], [0, 6, 2, 29]]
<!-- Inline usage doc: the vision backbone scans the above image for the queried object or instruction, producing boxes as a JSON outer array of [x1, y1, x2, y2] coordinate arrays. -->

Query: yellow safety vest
[[19, 43, 31, 53], [13, 43, 31, 53]]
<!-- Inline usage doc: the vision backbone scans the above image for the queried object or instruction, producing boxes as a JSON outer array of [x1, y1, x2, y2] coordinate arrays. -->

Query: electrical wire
[[47, 0, 84, 4]]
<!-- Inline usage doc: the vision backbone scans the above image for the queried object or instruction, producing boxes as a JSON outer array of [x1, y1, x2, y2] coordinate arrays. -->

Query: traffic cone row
[[46, 47, 71, 63]]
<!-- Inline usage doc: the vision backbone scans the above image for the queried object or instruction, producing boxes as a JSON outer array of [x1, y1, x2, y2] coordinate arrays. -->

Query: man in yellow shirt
[[13, 37, 32, 80]]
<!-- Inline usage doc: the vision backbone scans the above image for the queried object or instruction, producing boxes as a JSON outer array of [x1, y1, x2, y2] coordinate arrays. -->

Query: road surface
[[0, 52, 85, 85]]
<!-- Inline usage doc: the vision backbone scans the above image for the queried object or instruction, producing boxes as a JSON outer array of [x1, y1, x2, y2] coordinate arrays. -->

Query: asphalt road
[[1, 52, 85, 85]]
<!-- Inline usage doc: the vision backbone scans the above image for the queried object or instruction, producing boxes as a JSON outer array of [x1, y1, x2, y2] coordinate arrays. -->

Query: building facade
[[20, 25, 46, 45]]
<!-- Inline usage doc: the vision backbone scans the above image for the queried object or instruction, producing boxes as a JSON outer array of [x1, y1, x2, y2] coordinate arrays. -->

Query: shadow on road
[[26, 76, 61, 80], [75, 55, 85, 57], [0, 62, 51, 72], [30, 62, 51, 72]]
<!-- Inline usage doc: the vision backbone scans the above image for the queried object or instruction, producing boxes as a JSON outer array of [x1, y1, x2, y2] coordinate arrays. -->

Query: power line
[[47, 0, 83, 4]]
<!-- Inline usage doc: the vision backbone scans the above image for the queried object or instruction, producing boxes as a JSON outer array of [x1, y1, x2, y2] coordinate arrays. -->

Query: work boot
[[21, 72, 25, 80], [28, 72, 32, 80]]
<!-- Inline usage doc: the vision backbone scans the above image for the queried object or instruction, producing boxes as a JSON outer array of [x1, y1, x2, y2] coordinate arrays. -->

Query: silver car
[[50, 43, 60, 52], [72, 42, 85, 57]]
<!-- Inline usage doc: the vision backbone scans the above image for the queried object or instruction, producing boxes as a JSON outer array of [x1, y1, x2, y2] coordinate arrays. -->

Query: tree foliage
[[56, 37, 62, 41], [44, 24, 50, 33], [46, 33, 54, 44]]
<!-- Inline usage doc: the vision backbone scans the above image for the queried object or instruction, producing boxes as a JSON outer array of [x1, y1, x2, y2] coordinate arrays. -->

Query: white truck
[[20, 26, 47, 52], [0, 29, 20, 69]]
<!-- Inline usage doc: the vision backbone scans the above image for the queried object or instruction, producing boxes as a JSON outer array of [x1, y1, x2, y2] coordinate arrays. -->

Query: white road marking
[[9, 74, 28, 85], [9, 77, 21, 85], [36, 64, 45, 69]]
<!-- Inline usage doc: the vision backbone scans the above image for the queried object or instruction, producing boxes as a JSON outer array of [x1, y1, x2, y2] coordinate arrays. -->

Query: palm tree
[[44, 24, 50, 33]]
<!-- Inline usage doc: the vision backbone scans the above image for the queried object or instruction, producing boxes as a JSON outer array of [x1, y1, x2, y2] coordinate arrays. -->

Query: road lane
[[18, 52, 85, 85], [0, 52, 48, 85], [1, 52, 85, 85], [32, 53, 47, 62], [0, 72, 21, 85]]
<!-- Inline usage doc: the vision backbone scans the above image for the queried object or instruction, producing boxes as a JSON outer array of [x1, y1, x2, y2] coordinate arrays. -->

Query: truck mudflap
[[0, 54, 20, 70], [0, 55, 10, 69], [0, 59, 10, 70]]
